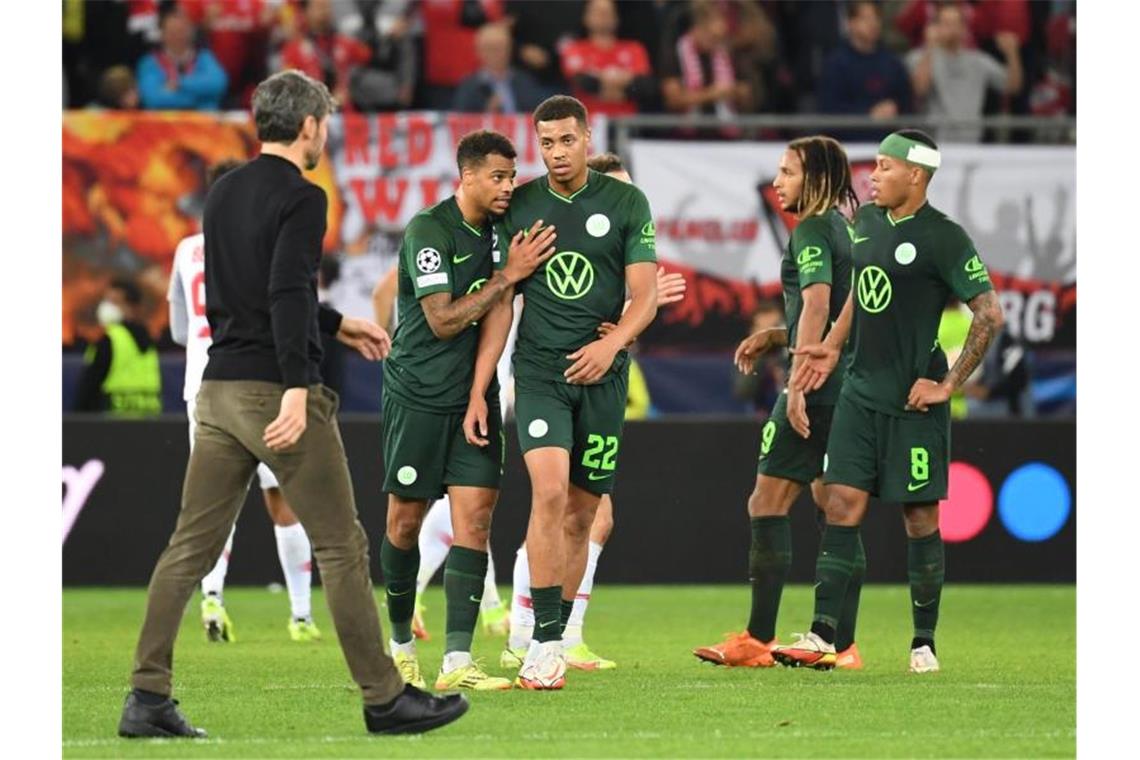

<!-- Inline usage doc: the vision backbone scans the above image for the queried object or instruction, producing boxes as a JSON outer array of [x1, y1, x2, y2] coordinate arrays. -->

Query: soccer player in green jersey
[[476, 96, 659, 690], [774, 130, 1004, 673], [502, 152, 687, 674], [379, 130, 557, 691], [693, 136, 868, 671]]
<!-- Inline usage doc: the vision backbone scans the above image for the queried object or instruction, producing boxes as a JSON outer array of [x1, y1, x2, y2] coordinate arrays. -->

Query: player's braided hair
[[787, 135, 860, 219]]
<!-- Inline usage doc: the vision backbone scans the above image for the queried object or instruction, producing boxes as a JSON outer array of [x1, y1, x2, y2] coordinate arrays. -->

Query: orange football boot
[[835, 642, 864, 670], [692, 631, 776, 667]]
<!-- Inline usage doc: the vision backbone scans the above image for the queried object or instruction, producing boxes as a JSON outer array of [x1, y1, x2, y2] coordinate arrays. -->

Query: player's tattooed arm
[[944, 289, 1005, 390], [421, 225, 556, 340], [906, 290, 1004, 412], [421, 279, 513, 340]]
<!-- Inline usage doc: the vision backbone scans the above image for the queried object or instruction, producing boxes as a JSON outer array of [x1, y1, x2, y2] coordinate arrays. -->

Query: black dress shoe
[[118, 692, 208, 738], [363, 684, 469, 735]]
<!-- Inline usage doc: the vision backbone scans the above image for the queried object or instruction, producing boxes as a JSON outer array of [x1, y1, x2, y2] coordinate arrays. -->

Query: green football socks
[[443, 546, 488, 654], [380, 536, 419, 645], [835, 533, 866, 652], [810, 524, 861, 644], [908, 530, 944, 648], [746, 516, 792, 642]]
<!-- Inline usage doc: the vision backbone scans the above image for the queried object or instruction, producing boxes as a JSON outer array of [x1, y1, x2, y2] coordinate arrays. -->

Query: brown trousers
[[130, 380, 403, 705]]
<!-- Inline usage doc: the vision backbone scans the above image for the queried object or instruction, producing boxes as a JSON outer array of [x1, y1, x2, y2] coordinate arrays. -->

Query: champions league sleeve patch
[[415, 247, 442, 274]]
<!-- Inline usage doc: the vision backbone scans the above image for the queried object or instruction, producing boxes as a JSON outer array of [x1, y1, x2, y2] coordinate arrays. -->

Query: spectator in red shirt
[[560, 0, 654, 117], [180, 0, 277, 108], [279, 0, 372, 108], [420, 0, 505, 108]]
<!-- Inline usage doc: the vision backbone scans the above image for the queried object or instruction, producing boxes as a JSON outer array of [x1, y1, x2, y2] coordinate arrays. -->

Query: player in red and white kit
[[167, 161, 321, 644]]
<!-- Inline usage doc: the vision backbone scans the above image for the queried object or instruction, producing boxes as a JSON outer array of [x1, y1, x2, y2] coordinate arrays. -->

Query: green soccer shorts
[[514, 371, 629, 496], [756, 392, 835, 484], [823, 391, 950, 503], [381, 393, 504, 500]]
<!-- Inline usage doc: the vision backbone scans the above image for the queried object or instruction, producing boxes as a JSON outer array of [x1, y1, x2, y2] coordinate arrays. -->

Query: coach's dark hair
[[533, 95, 589, 129], [207, 159, 244, 188], [894, 128, 939, 151], [846, 0, 881, 20], [109, 278, 144, 306], [587, 152, 625, 174], [456, 130, 517, 173], [787, 135, 860, 218], [252, 70, 337, 144]]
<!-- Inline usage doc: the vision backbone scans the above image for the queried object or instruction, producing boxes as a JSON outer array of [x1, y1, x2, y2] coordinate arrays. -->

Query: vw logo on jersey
[[466, 278, 488, 294], [586, 213, 611, 238], [416, 248, 441, 274], [857, 265, 893, 313], [396, 466, 418, 485], [546, 251, 594, 300], [528, 419, 549, 438], [895, 242, 917, 265]]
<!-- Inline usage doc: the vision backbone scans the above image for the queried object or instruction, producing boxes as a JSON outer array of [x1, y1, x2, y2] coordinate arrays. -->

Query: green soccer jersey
[[498, 170, 657, 384], [843, 201, 993, 417], [383, 196, 502, 412], [780, 207, 853, 407]]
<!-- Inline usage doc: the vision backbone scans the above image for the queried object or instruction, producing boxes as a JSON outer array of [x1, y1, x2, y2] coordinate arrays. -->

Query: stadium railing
[[609, 113, 1076, 156]]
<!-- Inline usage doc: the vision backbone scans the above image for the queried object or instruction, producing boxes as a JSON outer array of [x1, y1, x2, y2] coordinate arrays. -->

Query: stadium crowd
[[64, 0, 1075, 139]]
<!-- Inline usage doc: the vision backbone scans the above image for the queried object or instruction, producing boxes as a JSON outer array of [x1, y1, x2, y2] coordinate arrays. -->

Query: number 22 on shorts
[[583, 434, 619, 480]]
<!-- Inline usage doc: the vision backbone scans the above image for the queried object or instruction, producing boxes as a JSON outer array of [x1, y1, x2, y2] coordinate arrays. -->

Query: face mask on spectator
[[96, 300, 124, 326]]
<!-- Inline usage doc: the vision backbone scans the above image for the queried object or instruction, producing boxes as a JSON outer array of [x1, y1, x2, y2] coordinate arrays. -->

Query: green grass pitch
[[63, 585, 1074, 758]]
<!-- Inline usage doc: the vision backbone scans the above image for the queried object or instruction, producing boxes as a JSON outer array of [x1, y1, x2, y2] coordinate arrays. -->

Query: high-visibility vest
[[625, 357, 651, 420], [99, 323, 162, 416]]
